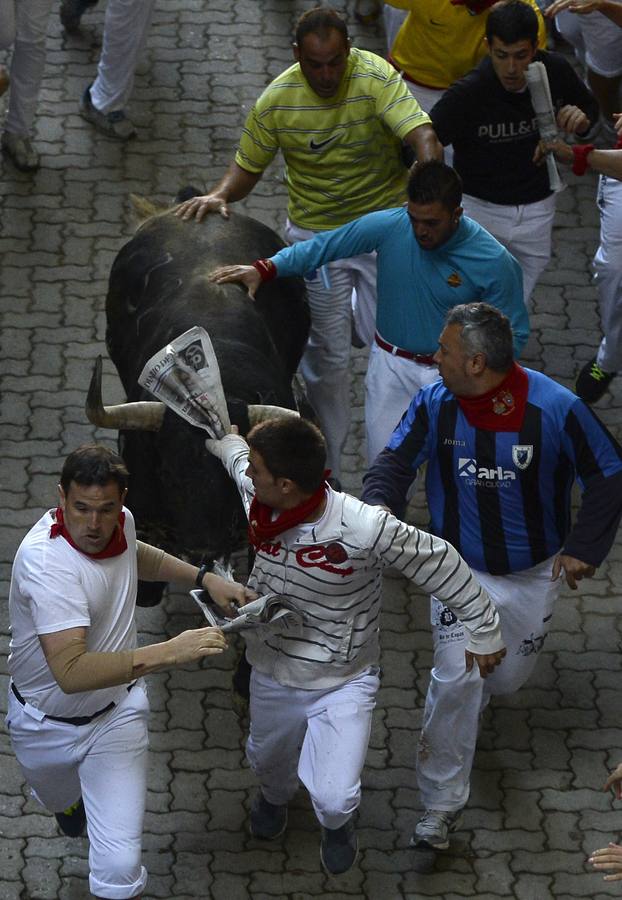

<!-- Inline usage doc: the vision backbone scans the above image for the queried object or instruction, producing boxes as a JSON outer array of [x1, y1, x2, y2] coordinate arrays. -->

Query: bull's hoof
[[136, 580, 166, 607]]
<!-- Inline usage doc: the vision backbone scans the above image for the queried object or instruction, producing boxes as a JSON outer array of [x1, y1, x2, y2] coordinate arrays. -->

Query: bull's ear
[[85, 356, 166, 432]]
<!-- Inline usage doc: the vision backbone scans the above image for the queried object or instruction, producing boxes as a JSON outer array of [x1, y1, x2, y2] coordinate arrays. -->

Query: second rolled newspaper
[[526, 60, 564, 193]]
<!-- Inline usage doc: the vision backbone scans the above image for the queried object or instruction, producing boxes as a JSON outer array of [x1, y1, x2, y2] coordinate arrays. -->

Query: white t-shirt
[[8, 507, 138, 718]]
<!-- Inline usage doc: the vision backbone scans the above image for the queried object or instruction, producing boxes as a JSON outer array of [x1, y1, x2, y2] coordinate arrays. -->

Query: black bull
[[90, 202, 310, 604]]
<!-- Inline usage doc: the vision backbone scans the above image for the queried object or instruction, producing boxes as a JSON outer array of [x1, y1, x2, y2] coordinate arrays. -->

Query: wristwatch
[[195, 562, 211, 588]]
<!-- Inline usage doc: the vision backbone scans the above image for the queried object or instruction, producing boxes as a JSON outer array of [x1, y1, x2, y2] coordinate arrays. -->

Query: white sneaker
[[410, 809, 463, 850], [1, 132, 39, 172]]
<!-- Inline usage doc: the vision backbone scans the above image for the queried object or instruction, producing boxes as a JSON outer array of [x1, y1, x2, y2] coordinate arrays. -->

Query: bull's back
[[106, 211, 308, 397]]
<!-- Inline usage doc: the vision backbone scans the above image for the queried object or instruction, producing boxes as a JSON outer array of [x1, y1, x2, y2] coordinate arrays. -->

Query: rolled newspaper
[[138, 326, 231, 438], [190, 589, 305, 636], [525, 61, 564, 193]]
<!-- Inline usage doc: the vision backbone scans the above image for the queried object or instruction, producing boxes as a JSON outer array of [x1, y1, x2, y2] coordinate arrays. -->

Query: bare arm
[[545, 0, 622, 27], [39, 624, 228, 693], [137, 542, 255, 609], [403, 123, 444, 162], [175, 162, 262, 222], [536, 139, 622, 181]]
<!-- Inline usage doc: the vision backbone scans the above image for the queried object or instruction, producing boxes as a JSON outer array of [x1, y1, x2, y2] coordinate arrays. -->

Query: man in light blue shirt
[[210, 162, 528, 466]]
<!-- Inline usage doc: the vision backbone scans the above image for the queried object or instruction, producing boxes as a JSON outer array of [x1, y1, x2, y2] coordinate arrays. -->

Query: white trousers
[[416, 557, 561, 812], [461, 193, 556, 307], [594, 176, 622, 374], [555, 9, 622, 78], [90, 0, 155, 114], [6, 682, 150, 900], [246, 667, 380, 830], [364, 342, 440, 465], [284, 220, 378, 480], [0, 0, 55, 137], [383, 5, 407, 54]]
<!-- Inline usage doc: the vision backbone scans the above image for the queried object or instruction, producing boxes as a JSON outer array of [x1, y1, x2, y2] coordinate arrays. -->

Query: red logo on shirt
[[257, 540, 282, 556], [295, 543, 354, 576]]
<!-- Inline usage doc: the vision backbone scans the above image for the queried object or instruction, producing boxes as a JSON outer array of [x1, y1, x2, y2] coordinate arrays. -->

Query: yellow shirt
[[388, 0, 546, 90], [235, 48, 431, 230]]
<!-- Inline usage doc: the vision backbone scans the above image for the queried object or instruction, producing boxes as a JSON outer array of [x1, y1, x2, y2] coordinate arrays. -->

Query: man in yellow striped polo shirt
[[176, 6, 441, 482]]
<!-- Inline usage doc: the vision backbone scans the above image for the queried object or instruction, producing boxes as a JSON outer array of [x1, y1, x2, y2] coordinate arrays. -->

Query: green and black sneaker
[[576, 357, 616, 404], [55, 798, 86, 837]]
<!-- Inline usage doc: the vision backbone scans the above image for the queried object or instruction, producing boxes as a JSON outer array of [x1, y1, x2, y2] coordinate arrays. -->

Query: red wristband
[[252, 258, 278, 282], [572, 144, 595, 176]]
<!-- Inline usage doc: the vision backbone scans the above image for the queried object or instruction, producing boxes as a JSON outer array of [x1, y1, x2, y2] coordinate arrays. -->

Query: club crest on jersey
[[447, 271, 462, 287], [512, 444, 533, 470]]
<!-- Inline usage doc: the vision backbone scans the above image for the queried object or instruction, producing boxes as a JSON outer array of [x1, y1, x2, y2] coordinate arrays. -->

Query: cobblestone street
[[1, 2, 622, 897]]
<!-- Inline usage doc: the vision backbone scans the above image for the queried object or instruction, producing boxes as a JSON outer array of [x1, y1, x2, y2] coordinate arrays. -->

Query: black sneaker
[[60, 0, 99, 32], [575, 357, 616, 404], [320, 818, 358, 875], [55, 798, 86, 837], [249, 792, 287, 840]]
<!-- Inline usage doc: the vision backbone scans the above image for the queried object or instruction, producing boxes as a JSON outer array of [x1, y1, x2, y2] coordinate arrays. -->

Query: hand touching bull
[[209, 264, 262, 299]]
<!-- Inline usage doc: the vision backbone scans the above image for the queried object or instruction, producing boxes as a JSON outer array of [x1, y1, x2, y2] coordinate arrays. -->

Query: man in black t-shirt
[[430, 0, 599, 306]]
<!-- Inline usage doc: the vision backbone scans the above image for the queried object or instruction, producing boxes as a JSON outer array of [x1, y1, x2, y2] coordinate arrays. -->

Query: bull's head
[[85, 356, 300, 432]]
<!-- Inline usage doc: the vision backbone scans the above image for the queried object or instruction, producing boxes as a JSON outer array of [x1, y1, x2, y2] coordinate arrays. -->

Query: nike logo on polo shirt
[[309, 135, 338, 151], [429, 18, 445, 26]]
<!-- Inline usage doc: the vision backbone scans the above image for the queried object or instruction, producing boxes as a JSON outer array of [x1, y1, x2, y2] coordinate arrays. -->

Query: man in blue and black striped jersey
[[362, 302, 622, 853]]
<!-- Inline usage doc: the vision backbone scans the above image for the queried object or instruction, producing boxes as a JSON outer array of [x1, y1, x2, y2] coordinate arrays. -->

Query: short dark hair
[[445, 303, 514, 372], [486, 0, 539, 47], [60, 444, 129, 495], [407, 161, 463, 212], [295, 6, 349, 49], [247, 418, 326, 494]]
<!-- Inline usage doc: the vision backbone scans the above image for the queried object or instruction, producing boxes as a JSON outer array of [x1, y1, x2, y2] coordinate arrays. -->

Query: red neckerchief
[[457, 364, 529, 431], [248, 473, 330, 550], [450, 0, 496, 12], [50, 508, 128, 558]]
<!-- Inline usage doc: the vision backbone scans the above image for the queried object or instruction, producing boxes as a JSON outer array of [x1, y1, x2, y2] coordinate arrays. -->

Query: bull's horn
[[248, 405, 300, 426], [86, 356, 166, 432]]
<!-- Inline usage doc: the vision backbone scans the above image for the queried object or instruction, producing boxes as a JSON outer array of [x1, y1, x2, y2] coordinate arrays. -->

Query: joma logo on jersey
[[458, 458, 516, 480]]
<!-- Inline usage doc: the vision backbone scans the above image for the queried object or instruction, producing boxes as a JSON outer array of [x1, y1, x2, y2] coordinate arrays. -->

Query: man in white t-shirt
[[7, 444, 251, 900]]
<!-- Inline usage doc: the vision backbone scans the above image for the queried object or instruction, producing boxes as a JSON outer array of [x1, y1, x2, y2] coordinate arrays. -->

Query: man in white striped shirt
[[206, 416, 505, 876]]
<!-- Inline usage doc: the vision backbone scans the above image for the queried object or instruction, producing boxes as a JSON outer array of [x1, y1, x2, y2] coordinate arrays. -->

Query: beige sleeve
[[136, 540, 166, 581], [45, 633, 135, 694]]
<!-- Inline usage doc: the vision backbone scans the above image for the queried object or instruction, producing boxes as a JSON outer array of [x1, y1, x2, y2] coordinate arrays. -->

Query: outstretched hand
[[589, 843, 622, 881], [533, 138, 574, 167], [465, 647, 506, 678], [175, 193, 230, 222], [208, 264, 262, 299], [545, 0, 607, 15], [168, 626, 228, 664]]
